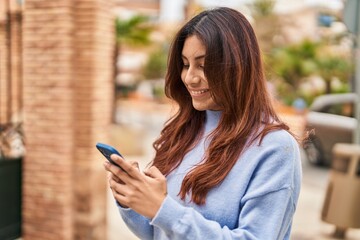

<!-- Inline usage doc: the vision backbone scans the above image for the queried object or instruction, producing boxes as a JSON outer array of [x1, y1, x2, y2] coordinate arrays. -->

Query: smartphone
[[96, 142, 124, 169]]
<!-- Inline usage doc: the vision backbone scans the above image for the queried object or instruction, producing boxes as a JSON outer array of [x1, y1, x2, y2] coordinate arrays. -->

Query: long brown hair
[[151, 7, 291, 205]]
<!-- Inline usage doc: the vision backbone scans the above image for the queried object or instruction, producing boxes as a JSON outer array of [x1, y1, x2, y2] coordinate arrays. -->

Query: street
[[107, 99, 360, 240]]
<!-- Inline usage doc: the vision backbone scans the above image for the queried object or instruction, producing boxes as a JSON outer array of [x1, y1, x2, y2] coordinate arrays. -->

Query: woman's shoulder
[[240, 129, 302, 193], [260, 129, 299, 148], [243, 129, 301, 170]]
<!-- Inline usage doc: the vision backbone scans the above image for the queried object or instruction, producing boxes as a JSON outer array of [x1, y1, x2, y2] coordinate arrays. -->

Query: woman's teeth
[[191, 89, 209, 95]]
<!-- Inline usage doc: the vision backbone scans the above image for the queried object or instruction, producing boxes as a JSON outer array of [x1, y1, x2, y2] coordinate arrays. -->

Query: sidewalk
[[291, 158, 360, 240], [107, 99, 360, 240]]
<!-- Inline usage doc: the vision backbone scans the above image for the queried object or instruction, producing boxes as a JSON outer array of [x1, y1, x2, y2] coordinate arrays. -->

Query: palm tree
[[115, 15, 153, 47], [112, 15, 154, 122], [114, 15, 153, 82]]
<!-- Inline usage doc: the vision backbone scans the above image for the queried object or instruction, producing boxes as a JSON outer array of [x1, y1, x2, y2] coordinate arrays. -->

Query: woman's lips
[[189, 89, 209, 97]]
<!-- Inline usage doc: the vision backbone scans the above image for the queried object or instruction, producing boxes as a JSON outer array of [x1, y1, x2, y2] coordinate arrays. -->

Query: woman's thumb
[[144, 166, 163, 179]]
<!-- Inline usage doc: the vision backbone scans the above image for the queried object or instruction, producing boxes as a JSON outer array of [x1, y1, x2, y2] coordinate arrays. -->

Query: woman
[[104, 7, 302, 240]]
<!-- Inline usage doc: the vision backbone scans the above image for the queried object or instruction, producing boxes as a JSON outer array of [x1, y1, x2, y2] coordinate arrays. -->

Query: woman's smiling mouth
[[189, 89, 210, 97]]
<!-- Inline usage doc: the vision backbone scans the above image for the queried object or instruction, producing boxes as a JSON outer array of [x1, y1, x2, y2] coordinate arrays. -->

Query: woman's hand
[[104, 154, 167, 219]]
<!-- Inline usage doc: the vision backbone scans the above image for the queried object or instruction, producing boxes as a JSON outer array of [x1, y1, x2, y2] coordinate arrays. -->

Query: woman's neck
[[205, 110, 222, 133]]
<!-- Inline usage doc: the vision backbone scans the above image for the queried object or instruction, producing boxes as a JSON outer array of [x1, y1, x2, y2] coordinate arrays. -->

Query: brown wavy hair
[[151, 7, 291, 205]]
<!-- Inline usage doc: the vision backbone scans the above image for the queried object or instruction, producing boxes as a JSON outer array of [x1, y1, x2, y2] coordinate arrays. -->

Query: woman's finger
[[113, 191, 128, 207], [144, 166, 165, 180], [108, 172, 122, 184], [108, 178, 131, 207], [104, 161, 131, 184], [110, 185, 128, 206], [144, 166, 168, 198], [129, 160, 140, 170], [109, 178, 128, 196], [110, 154, 143, 179]]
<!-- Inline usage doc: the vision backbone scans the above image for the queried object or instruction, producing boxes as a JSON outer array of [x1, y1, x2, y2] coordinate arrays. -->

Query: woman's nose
[[184, 69, 201, 85]]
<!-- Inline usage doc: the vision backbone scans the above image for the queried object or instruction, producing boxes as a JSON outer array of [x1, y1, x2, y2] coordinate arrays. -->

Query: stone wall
[[22, 0, 115, 239]]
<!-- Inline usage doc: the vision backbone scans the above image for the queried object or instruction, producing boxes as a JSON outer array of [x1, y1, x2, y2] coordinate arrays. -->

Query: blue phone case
[[96, 142, 124, 168]]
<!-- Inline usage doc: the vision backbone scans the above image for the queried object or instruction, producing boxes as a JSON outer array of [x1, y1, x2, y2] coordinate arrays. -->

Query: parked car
[[303, 93, 358, 166]]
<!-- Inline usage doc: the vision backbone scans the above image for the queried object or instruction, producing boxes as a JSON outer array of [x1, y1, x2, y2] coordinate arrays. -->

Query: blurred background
[[1, 0, 360, 239]]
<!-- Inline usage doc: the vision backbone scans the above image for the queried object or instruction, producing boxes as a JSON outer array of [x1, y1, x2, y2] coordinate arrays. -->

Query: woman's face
[[181, 35, 220, 111]]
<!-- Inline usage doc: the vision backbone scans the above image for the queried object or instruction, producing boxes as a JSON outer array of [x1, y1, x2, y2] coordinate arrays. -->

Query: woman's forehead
[[182, 35, 206, 58]]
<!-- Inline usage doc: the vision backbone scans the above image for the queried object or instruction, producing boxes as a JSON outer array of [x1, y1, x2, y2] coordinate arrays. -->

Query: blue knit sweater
[[118, 110, 302, 240]]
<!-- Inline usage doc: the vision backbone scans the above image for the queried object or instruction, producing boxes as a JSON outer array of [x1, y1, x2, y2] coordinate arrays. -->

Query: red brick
[[20, 0, 115, 239]]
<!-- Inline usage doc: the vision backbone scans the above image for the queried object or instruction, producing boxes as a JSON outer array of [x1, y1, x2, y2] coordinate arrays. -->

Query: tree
[[112, 15, 154, 121], [251, 0, 275, 17], [267, 38, 353, 104], [250, 0, 280, 53], [316, 54, 353, 94], [115, 15, 153, 47], [142, 46, 168, 80], [114, 15, 154, 82], [268, 40, 318, 102]]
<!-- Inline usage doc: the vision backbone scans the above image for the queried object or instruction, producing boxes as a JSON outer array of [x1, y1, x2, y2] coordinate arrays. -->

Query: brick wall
[[22, 0, 115, 239], [9, 9, 22, 123], [72, 0, 115, 238], [0, 7, 6, 123], [0, 2, 22, 124]]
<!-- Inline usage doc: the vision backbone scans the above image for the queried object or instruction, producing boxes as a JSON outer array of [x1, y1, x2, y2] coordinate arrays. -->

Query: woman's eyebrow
[[195, 55, 205, 60], [181, 54, 205, 60]]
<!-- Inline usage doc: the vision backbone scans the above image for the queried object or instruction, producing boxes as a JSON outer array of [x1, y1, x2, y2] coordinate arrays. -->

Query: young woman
[[104, 7, 302, 240]]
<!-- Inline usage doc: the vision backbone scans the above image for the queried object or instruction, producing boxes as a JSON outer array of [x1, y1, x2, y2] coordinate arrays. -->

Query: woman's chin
[[192, 99, 220, 111]]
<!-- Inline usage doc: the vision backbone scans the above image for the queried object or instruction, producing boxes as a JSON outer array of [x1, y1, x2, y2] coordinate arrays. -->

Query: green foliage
[[115, 15, 153, 46], [113, 14, 155, 102], [250, 0, 280, 52], [269, 40, 318, 88], [142, 46, 168, 80], [251, 0, 276, 17], [315, 54, 353, 93], [267, 39, 353, 105], [153, 85, 165, 99]]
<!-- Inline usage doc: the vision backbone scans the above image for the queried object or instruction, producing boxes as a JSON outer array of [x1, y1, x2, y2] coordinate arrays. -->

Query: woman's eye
[[182, 63, 203, 69]]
